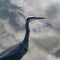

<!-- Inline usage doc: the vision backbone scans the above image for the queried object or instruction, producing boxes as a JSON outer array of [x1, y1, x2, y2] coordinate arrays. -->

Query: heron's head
[[26, 16, 46, 22]]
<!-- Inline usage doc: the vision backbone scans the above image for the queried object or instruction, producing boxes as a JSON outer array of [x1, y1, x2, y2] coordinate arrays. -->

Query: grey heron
[[0, 16, 46, 60]]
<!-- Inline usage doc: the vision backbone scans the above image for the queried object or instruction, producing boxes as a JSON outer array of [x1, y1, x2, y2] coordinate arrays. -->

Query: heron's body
[[0, 43, 28, 60], [0, 16, 46, 60]]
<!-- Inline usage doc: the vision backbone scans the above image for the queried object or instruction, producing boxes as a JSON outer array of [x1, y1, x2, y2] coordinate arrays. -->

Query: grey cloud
[[44, 22, 53, 28], [0, 0, 25, 32], [45, 2, 60, 34], [52, 49, 60, 58], [32, 37, 60, 53], [33, 22, 53, 33], [46, 2, 60, 20]]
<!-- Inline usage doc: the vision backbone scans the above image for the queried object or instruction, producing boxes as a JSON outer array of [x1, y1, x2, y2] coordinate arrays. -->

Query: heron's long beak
[[33, 17, 47, 22], [27, 16, 47, 22], [34, 17, 46, 19]]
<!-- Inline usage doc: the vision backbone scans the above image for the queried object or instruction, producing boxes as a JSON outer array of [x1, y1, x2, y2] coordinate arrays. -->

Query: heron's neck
[[23, 21, 30, 44]]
